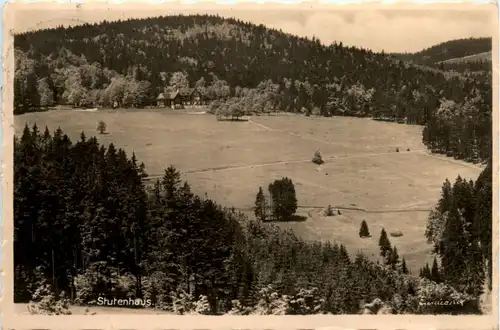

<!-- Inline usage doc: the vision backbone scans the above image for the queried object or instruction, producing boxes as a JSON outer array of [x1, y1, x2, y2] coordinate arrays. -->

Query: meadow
[[15, 109, 483, 273]]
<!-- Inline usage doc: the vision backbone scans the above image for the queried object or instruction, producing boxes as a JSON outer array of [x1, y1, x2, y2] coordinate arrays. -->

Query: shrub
[[228, 300, 252, 315], [170, 290, 196, 315], [194, 295, 211, 315], [14, 265, 40, 303], [324, 204, 335, 216], [396, 147, 400, 152], [97, 120, 107, 134], [312, 150, 324, 165], [287, 287, 325, 315], [142, 271, 173, 310], [390, 230, 404, 237], [254, 284, 290, 315], [416, 279, 479, 314], [27, 273, 71, 315], [407, 148, 410, 151], [74, 261, 121, 305]]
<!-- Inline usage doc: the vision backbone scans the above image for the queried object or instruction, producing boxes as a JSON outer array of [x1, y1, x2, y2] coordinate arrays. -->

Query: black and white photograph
[[3, 1, 497, 324]]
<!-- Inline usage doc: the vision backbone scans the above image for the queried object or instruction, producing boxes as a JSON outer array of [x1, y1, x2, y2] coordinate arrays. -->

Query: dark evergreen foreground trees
[[424, 160, 493, 296], [14, 16, 492, 163], [15, 125, 484, 314]]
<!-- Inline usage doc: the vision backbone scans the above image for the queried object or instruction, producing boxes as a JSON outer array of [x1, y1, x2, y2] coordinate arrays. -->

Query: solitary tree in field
[[254, 187, 267, 221], [312, 150, 324, 165], [359, 220, 370, 238], [97, 121, 107, 134], [268, 177, 298, 221], [378, 228, 392, 258]]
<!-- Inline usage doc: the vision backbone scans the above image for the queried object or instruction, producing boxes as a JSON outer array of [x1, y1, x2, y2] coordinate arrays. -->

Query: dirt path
[[142, 150, 423, 181], [235, 205, 430, 214], [250, 119, 484, 171], [249, 119, 347, 147]]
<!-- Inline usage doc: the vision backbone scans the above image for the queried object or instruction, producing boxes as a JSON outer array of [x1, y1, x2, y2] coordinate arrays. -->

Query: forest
[[392, 37, 492, 66], [14, 124, 491, 315], [14, 15, 492, 162]]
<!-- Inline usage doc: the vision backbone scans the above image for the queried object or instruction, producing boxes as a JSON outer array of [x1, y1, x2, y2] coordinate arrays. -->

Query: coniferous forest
[[13, 14, 493, 315]]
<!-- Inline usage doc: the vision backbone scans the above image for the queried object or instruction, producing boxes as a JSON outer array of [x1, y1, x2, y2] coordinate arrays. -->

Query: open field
[[15, 109, 483, 272]]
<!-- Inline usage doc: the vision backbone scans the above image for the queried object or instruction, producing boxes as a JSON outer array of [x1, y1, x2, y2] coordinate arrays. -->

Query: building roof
[[165, 91, 180, 100], [179, 88, 194, 96], [157, 93, 165, 100]]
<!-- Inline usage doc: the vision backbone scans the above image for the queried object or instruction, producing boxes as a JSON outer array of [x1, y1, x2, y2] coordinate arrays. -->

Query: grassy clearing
[[15, 109, 483, 273]]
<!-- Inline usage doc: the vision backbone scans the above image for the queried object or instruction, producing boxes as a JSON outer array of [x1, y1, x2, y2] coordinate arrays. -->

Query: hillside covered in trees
[[392, 38, 492, 75], [14, 15, 492, 163], [392, 37, 492, 65]]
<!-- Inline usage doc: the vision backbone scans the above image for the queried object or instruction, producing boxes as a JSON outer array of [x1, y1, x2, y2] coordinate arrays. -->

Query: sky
[[9, 2, 497, 53]]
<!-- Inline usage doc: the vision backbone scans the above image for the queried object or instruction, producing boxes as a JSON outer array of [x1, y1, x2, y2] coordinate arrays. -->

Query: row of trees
[[15, 124, 482, 314]]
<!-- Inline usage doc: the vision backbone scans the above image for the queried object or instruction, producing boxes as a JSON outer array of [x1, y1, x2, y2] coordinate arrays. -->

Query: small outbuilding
[[165, 91, 183, 109], [156, 93, 166, 107]]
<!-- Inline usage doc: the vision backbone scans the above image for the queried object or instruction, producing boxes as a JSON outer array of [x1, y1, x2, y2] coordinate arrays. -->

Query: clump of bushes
[[74, 261, 128, 305], [416, 279, 479, 314], [390, 230, 404, 237], [170, 290, 211, 315], [396, 147, 400, 152], [253, 285, 325, 315], [27, 267, 71, 315], [253, 284, 290, 315], [312, 150, 324, 165], [324, 204, 335, 216], [228, 300, 252, 315]]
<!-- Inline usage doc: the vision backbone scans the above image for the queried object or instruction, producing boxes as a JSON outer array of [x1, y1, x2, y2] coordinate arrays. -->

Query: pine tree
[[359, 220, 370, 238], [430, 256, 441, 283], [437, 179, 453, 213], [401, 258, 408, 274], [254, 187, 266, 221], [440, 201, 467, 287], [378, 228, 391, 258], [419, 263, 432, 280], [389, 246, 399, 268]]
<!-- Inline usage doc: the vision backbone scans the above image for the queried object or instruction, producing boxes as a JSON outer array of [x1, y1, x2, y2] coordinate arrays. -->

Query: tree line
[[422, 162, 493, 296], [15, 124, 484, 315], [14, 15, 492, 163], [391, 37, 491, 66]]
